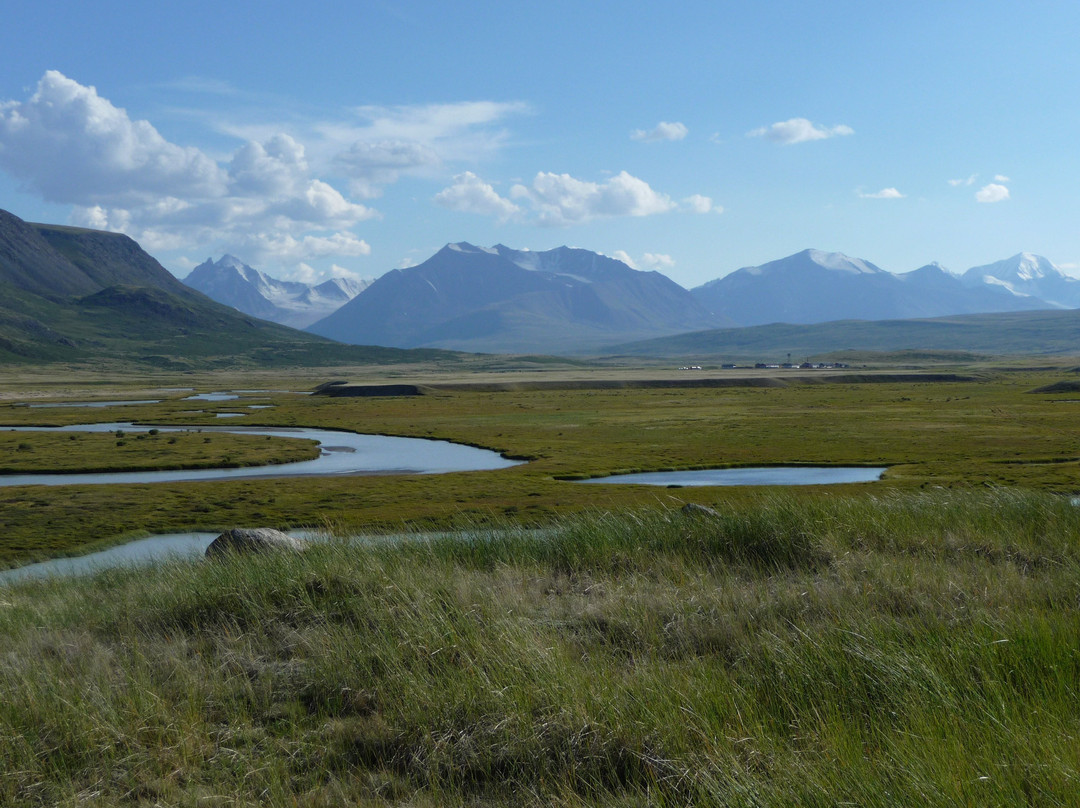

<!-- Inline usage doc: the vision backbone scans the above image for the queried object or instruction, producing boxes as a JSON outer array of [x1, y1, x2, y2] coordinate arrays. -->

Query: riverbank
[[1, 488, 1077, 806], [0, 428, 320, 475]]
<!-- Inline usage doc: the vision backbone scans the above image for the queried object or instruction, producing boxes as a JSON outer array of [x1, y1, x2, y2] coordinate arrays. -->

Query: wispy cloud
[[631, 121, 688, 142], [314, 101, 530, 196], [748, 118, 853, 144], [858, 187, 905, 199], [336, 140, 442, 198], [948, 173, 978, 187], [209, 99, 530, 198], [153, 76, 240, 96]]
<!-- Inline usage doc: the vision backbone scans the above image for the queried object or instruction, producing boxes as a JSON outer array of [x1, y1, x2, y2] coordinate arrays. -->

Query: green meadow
[[1, 360, 1079, 805], [1, 362, 1079, 565], [0, 429, 318, 475]]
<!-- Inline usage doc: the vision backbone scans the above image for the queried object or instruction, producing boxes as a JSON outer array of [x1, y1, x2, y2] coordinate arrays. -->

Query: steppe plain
[[1, 357, 1076, 565]]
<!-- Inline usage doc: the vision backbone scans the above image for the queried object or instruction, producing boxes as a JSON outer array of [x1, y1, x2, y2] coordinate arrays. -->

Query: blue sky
[[2, 1, 1079, 287]]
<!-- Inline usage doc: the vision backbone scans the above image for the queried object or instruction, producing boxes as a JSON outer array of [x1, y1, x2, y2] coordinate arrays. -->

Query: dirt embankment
[[313, 371, 980, 397]]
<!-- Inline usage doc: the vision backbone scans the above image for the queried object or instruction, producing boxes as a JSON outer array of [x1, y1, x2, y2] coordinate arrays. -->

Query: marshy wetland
[[1, 359, 1079, 805], [2, 361, 1079, 568]]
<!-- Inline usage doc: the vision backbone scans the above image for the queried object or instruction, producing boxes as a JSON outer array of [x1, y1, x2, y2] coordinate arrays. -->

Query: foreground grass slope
[[1, 490, 1077, 806]]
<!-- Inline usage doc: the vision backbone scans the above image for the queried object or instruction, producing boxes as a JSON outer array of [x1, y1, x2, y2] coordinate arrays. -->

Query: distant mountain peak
[[803, 249, 884, 274], [967, 252, 1067, 289], [446, 242, 497, 255], [691, 247, 1064, 327], [902, 262, 956, 278], [733, 249, 884, 280], [184, 255, 371, 328], [307, 241, 719, 353], [217, 254, 247, 269], [1014, 252, 1054, 281]]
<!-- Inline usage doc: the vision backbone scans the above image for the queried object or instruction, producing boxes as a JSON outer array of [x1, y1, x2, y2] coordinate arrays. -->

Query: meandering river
[[577, 466, 886, 486]]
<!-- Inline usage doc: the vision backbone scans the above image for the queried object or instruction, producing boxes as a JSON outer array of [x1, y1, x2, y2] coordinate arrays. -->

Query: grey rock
[[205, 527, 308, 558]]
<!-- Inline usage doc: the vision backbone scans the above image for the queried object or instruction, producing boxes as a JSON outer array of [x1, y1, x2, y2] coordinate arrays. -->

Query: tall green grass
[[1, 489, 1078, 805]]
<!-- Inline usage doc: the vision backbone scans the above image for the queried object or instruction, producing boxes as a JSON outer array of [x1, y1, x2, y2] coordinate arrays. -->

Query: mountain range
[[307, 242, 722, 353], [299, 244, 1079, 354], [0, 209, 448, 367], [4, 203, 1079, 363], [689, 249, 1075, 327], [184, 255, 370, 328]]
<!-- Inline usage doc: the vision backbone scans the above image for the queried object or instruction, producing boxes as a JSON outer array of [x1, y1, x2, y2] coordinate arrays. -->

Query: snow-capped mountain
[[693, 249, 911, 326], [961, 253, 1080, 308], [692, 249, 1052, 327], [183, 255, 371, 328], [306, 242, 721, 353]]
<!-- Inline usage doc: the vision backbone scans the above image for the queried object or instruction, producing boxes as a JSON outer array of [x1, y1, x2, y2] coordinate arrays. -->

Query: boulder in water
[[205, 527, 308, 558]]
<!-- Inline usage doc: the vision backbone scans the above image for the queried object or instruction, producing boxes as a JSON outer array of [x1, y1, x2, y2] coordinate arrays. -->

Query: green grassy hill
[[0, 209, 459, 368]]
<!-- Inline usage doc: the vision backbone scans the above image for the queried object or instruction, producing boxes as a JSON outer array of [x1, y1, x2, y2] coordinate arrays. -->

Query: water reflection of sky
[[183, 392, 240, 401], [578, 467, 885, 486], [0, 530, 324, 585]]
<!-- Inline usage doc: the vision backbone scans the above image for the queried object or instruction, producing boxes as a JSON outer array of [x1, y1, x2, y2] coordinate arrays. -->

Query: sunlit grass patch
[[1, 489, 1078, 804]]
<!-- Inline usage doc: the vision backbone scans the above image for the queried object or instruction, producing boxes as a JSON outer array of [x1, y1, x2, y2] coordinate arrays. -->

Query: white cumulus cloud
[[631, 121, 688, 142], [748, 117, 854, 145], [0, 70, 226, 204], [610, 251, 675, 272], [975, 183, 1010, 203], [511, 170, 677, 226], [682, 194, 719, 213], [641, 252, 675, 270], [227, 134, 309, 196], [329, 263, 365, 281], [0, 71, 378, 272], [858, 187, 905, 199], [287, 262, 320, 284], [433, 172, 521, 220]]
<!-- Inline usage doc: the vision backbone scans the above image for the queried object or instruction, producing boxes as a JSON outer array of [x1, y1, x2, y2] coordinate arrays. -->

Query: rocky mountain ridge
[[307, 242, 721, 353], [0, 208, 434, 366], [184, 255, 370, 328], [690, 249, 1064, 327]]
